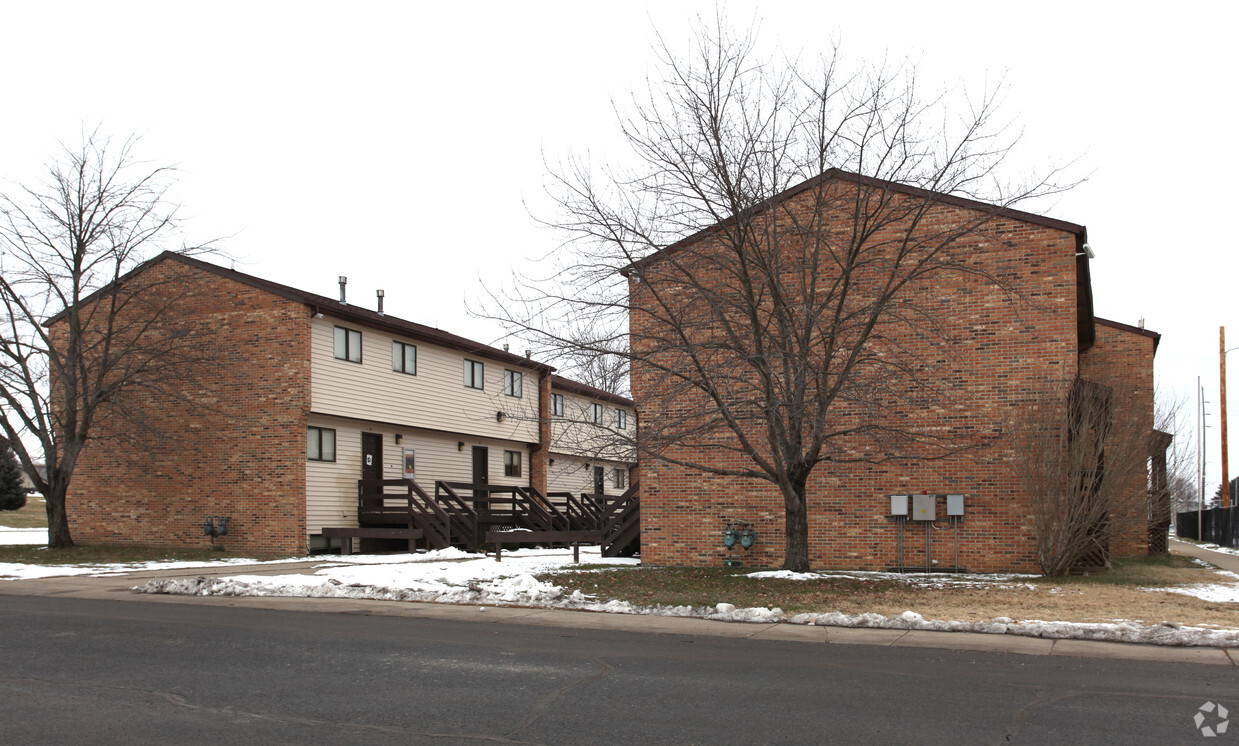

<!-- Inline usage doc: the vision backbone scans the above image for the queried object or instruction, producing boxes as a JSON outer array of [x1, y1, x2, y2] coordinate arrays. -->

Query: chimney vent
[[525, 349, 532, 359], [338, 276, 347, 303], [503, 343, 509, 352], [377, 289, 385, 314]]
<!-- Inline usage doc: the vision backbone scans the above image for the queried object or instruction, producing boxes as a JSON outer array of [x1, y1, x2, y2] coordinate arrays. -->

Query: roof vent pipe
[[525, 349, 531, 359], [377, 289, 385, 314], [503, 343, 509, 352], [338, 276, 347, 303]]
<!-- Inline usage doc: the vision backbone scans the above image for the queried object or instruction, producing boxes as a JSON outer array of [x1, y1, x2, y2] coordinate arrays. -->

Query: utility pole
[[1223, 326, 1233, 509], [1223, 327, 1230, 508], [1199, 378, 1206, 541]]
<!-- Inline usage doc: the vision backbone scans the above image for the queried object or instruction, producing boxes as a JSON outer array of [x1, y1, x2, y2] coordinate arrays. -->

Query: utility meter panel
[[889, 495, 909, 517], [946, 494, 965, 517], [912, 494, 936, 521]]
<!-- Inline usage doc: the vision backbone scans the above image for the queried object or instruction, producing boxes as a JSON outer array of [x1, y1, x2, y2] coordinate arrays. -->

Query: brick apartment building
[[625, 169, 1161, 574], [62, 254, 634, 554]]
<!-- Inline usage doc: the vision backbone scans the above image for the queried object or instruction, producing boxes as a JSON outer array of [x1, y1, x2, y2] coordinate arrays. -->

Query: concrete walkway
[[0, 545, 1236, 667], [1170, 538, 1239, 573]]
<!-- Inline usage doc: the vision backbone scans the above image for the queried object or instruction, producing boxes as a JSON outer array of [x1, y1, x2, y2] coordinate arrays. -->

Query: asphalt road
[[0, 595, 1235, 744]]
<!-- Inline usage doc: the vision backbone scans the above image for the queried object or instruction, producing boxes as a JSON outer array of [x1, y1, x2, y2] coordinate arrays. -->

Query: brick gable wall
[[629, 183, 1140, 573], [65, 259, 311, 554], [1078, 322, 1158, 558]]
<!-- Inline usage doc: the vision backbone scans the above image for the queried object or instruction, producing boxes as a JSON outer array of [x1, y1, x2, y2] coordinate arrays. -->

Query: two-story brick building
[[625, 169, 1161, 573], [63, 253, 635, 554]]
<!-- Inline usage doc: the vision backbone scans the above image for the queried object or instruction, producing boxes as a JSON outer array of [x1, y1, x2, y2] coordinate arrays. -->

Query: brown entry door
[[471, 446, 489, 498], [362, 433, 383, 482], [593, 466, 605, 495]]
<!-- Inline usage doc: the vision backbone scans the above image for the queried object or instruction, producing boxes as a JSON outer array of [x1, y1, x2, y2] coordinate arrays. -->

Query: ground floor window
[[504, 450, 522, 477], [613, 467, 626, 489], [307, 426, 336, 461]]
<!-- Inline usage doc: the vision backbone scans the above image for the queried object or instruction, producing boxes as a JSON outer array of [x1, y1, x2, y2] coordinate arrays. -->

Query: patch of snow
[[0, 528, 49, 545], [1146, 569, 1239, 604], [784, 610, 1239, 647], [4, 542, 1236, 647], [0, 554, 313, 580]]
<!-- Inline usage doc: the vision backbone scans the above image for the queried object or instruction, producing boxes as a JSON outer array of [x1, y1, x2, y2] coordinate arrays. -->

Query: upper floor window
[[307, 426, 336, 462], [551, 393, 565, 417], [613, 468, 627, 489], [615, 409, 627, 429], [464, 359, 484, 389], [504, 450, 522, 477], [334, 326, 361, 363], [591, 403, 604, 425], [392, 341, 417, 375], [504, 369, 523, 397]]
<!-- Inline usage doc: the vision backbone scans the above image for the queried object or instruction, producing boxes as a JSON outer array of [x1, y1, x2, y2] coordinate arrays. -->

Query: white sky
[[2, 1, 1235, 490]]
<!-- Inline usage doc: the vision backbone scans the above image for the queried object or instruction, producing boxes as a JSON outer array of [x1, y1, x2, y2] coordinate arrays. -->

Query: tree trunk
[[782, 480, 810, 571], [45, 485, 75, 549]]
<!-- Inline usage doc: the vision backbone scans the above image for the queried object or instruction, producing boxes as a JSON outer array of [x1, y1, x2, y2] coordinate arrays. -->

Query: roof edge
[[1094, 316, 1161, 351], [622, 167, 1086, 275]]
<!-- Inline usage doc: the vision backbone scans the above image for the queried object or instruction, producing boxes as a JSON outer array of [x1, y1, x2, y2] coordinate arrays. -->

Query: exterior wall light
[[496, 411, 507, 423]]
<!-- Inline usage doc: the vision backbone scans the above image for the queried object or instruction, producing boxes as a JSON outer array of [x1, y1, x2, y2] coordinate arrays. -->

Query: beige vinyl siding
[[305, 414, 533, 533], [549, 388, 635, 462], [309, 316, 541, 443], [547, 455, 630, 496]]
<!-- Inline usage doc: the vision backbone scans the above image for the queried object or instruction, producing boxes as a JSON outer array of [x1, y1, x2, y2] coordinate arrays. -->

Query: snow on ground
[[133, 547, 1239, 647], [0, 528, 49, 545], [5, 536, 1239, 647], [0, 553, 319, 580], [1147, 567, 1239, 604]]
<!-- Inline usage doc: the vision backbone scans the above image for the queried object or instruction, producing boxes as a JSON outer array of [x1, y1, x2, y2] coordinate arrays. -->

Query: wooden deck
[[320, 479, 640, 557]]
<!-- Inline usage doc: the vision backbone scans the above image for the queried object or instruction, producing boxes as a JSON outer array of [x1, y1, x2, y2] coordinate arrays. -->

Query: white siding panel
[[547, 455, 631, 497], [549, 389, 635, 462], [309, 316, 542, 443], [305, 414, 534, 533]]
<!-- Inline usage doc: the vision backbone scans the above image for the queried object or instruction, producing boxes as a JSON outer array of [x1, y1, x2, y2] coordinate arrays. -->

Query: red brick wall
[[630, 181, 1091, 573], [1078, 321, 1158, 558], [65, 258, 311, 554], [530, 373, 552, 494]]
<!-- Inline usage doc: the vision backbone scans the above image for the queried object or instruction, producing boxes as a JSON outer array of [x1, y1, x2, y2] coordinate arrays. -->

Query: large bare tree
[[0, 131, 210, 548], [489, 20, 1073, 570]]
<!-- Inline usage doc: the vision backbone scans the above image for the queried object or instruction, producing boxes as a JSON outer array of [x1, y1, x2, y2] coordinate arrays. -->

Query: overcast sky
[[2, 1, 1235, 491]]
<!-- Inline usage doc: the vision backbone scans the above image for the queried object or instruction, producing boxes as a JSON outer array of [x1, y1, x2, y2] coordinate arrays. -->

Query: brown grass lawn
[[542, 554, 1239, 629], [0, 495, 48, 529], [3, 496, 1236, 631]]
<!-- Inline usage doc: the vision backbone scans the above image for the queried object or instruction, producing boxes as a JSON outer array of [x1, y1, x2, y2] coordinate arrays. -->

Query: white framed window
[[307, 426, 336, 461], [613, 468, 626, 489], [333, 327, 361, 363], [402, 448, 416, 478], [464, 359, 484, 389], [504, 450, 522, 477], [591, 403, 603, 425], [615, 409, 627, 429], [504, 369, 523, 397], [392, 341, 416, 375], [551, 393, 565, 417]]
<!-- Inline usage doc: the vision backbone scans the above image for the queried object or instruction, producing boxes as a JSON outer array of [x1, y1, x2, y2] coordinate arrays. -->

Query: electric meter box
[[889, 495, 909, 517], [946, 494, 965, 517], [912, 494, 936, 521]]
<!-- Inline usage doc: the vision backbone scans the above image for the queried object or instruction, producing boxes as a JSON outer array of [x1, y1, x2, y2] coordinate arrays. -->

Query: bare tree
[[488, 19, 1072, 570], [1013, 379, 1161, 576], [0, 130, 210, 548]]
